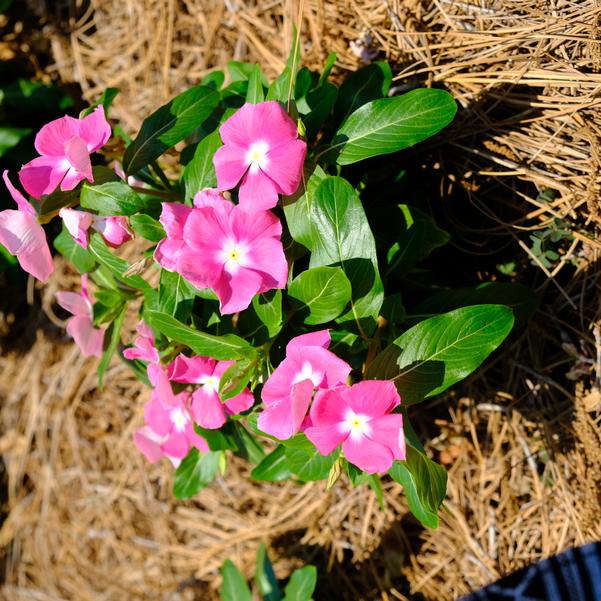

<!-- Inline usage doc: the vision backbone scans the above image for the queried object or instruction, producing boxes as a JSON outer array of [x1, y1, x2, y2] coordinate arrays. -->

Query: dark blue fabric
[[459, 542, 601, 601]]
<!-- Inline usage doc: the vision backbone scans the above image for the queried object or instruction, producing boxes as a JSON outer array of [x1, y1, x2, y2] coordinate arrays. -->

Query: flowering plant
[[1, 48, 526, 528]]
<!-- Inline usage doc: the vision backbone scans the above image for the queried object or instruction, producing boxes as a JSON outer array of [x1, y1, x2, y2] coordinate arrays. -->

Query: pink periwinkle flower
[[258, 330, 351, 440], [213, 101, 307, 211], [175, 196, 287, 314], [134, 391, 208, 466], [123, 320, 160, 364], [56, 274, 104, 358], [0, 171, 54, 282], [19, 106, 111, 198], [305, 380, 406, 474], [168, 354, 254, 429], [59, 207, 132, 249]]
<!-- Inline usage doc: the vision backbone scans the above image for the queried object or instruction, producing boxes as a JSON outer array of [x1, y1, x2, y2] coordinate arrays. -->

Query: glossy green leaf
[[0, 126, 31, 157], [318, 52, 336, 86], [288, 266, 352, 325], [158, 269, 197, 321], [80, 181, 155, 216], [302, 83, 337, 139], [388, 445, 447, 529], [182, 129, 221, 201], [220, 559, 252, 601], [283, 566, 317, 601], [267, 29, 300, 103], [252, 290, 282, 337], [246, 64, 265, 104], [386, 204, 450, 277], [97, 304, 126, 388], [251, 445, 292, 481], [255, 544, 282, 601], [145, 310, 255, 360], [309, 176, 383, 335], [173, 448, 220, 499], [218, 358, 256, 402], [123, 85, 220, 173], [367, 305, 514, 404], [284, 435, 339, 481], [326, 88, 456, 165], [230, 423, 265, 464], [129, 213, 165, 242], [81, 88, 119, 116], [53, 226, 96, 273]]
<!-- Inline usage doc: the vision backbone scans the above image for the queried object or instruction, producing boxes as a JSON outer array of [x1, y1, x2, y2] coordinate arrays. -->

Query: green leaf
[[158, 269, 197, 321], [318, 52, 337, 86], [409, 282, 538, 330], [129, 213, 165, 242], [88, 234, 151, 289], [302, 83, 338, 139], [123, 85, 220, 174], [196, 424, 239, 452], [251, 445, 292, 481], [145, 310, 255, 360], [252, 290, 282, 337], [173, 448, 221, 499], [326, 88, 457, 165], [218, 357, 256, 402], [283, 566, 317, 601], [53, 226, 96, 273], [246, 64, 265, 104], [0, 126, 31, 157], [386, 204, 450, 277], [367, 305, 514, 404], [97, 305, 126, 388], [388, 445, 447, 528], [80, 181, 155, 216], [288, 266, 351, 325], [220, 559, 252, 601], [368, 474, 385, 511], [182, 129, 221, 201], [334, 61, 392, 125], [230, 423, 265, 463], [255, 544, 282, 601], [283, 165, 326, 250], [309, 176, 383, 335], [227, 61, 257, 82], [81, 88, 119, 116], [284, 435, 339, 481], [345, 461, 369, 487], [267, 29, 300, 103]]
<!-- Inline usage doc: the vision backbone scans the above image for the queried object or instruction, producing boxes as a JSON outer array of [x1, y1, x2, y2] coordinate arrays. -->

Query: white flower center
[[199, 375, 220, 394], [169, 407, 188, 432], [341, 409, 372, 441], [218, 239, 249, 274], [292, 361, 322, 387], [245, 140, 270, 174]]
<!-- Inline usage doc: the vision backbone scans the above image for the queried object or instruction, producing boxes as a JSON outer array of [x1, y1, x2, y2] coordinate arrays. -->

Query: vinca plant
[[0, 45, 525, 529]]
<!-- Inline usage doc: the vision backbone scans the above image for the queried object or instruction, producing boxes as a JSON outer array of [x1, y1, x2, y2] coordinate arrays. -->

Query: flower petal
[[168, 354, 216, 384], [343, 434, 394, 474], [343, 380, 400, 418], [238, 169, 279, 211], [3, 170, 35, 215], [34, 115, 80, 156], [56, 290, 89, 317], [213, 143, 249, 191], [134, 426, 166, 463], [305, 424, 346, 456], [224, 388, 254, 416], [66, 315, 104, 357], [78, 105, 112, 152], [308, 387, 349, 427], [214, 267, 263, 314], [60, 208, 93, 249], [94, 216, 132, 247], [191, 388, 226, 429], [19, 155, 67, 198], [367, 414, 406, 461], [262, 138, 306, 196], [285, 330, 331, 353]]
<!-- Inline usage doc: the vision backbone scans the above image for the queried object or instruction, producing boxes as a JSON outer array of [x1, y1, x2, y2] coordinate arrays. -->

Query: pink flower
[[305, 381, 406, 474], [56, 274, 104, 357], [177, 197, 288, 314], [59, 207, 132, 249], [134, 391, 208, 466], [168, 354, 254, 429], [19, 106, 111, 198], [213, 101, 306, 211], [258, 330, 351, 440], [0, 171, 54, 282], [123, 320, 160, 364]]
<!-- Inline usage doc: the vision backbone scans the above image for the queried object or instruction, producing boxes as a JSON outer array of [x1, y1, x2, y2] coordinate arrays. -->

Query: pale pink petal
[[94, 216, 132, 247], [78, 105, 112, 152], [262, 138, 306, 196], [230, 207, 281, 243], [134, 427, 166, 463], [286, 330, 331, 353], [56, 290, 89, 317], [183, 203, 232, 251], [147, 364, 176, 405], [367, 414, 406, 461], [3, 171, 35, 215], [154, 238, 186, 272], [34, 115, 80, 156], [305, 424, 346, 456], [60, 208, 93, 249], [343, 380, 400, 419], [175, 246, 218, 290], [285, 346, 350, 390], [248, 238, 288, 290], [64, 136, 93, 179], [66, 315, 104, 357], [213, 143, 250, 191], [158, 202, 192, 239], [343, 434, 394, 474], [238, 169, 279, 211], [260, 357, 297, 407], [0, 209, 54, 281], [214, 267, 263, 314], [193, 188, 228, 209], [186, 423, 209, 453], [19, 155, 68, 198], [168, 354, 216, 383], [144, 397, 172, 437], [223, 388, 254, 416], [191, 388, 226, 429], [308, 388, 349, 427], [212, 360, 235, 380], [162, 431, 190, 459]]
